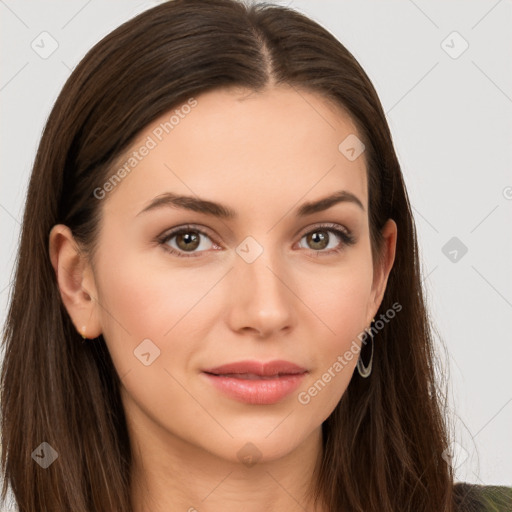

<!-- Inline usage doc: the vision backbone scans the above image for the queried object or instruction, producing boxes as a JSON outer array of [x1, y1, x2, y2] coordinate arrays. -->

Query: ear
[[49, 224, 102, 339], [366, 218, 397, 324]]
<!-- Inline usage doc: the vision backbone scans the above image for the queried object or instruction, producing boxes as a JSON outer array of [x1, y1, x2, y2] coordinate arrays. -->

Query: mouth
[[201, 360, 308, 405]]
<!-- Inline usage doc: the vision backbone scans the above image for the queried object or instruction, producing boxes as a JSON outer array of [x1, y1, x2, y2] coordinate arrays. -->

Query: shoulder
[[453, 482, 512, 512]]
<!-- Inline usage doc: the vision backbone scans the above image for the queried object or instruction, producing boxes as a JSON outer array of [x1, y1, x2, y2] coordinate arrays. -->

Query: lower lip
[[202, 372, 307, 405]]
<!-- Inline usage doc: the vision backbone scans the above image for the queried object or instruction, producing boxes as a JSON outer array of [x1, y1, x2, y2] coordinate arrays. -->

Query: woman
[[1, 0, 510, 510]]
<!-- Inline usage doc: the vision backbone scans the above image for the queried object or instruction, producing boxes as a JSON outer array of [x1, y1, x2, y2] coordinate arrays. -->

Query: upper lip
[[203, 359, 308, 376]]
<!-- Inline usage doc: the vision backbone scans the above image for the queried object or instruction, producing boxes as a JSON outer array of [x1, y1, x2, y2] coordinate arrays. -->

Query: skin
[[49, 84, 397, 512]]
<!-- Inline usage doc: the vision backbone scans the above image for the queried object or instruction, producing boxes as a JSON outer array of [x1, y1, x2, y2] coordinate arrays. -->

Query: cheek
[[93, 249, 218, 428], [96, 248, 212, 339], [304, 254, 373, 340], [296, 256, 372, 406], [93, 244, 228, 383]]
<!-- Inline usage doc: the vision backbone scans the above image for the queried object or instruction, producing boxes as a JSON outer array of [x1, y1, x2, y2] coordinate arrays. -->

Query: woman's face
[[80, 85, 396, 464]]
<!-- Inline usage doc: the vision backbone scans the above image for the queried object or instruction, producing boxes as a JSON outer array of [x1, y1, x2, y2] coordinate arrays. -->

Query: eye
[[297, 223, 356, 256], [157, 225, 219, 258]]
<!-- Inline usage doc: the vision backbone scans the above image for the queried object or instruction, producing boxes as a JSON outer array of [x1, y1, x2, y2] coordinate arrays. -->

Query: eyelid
[[296, 222, 351, 239], [158, 223, 215, 240]]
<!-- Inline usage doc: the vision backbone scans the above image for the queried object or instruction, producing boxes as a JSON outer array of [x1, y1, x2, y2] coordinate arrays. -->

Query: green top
[[454, 482, 512, 511]]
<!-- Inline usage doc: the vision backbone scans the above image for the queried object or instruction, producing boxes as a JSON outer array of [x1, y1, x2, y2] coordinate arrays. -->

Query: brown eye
[[298, 224, 355, 256], [159, 226, 216, 257], [305, 230, 330, 250], [175, 231, 201, 251]]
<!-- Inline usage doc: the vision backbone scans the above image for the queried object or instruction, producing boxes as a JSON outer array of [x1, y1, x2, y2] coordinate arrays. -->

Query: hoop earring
[[357, 318, 375, 378]]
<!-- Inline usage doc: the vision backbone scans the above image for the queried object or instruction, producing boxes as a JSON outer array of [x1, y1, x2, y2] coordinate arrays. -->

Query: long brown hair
[[1, 0, 463, 510]]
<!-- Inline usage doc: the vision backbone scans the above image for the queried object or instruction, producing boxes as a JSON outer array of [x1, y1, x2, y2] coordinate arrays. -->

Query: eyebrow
[[136, 190, 365, 219]]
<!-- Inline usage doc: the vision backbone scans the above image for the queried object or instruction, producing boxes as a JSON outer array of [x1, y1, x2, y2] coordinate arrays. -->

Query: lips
[[201, 360, 308, 405], [202, 359, 308, 377]]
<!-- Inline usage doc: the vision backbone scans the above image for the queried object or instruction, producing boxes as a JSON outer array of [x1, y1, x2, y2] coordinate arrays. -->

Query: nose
[[226, 245, 296, 338]]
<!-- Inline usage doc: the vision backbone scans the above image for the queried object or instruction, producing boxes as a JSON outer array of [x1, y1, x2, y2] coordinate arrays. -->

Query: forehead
[[102, 84, 368, 219]]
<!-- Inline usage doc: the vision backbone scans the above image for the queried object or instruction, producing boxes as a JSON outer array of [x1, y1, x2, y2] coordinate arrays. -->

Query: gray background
[[1, 0, 511, 504]]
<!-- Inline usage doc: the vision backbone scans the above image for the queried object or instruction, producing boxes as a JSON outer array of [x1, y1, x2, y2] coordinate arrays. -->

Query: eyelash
[[156, 223, 356, 258]]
